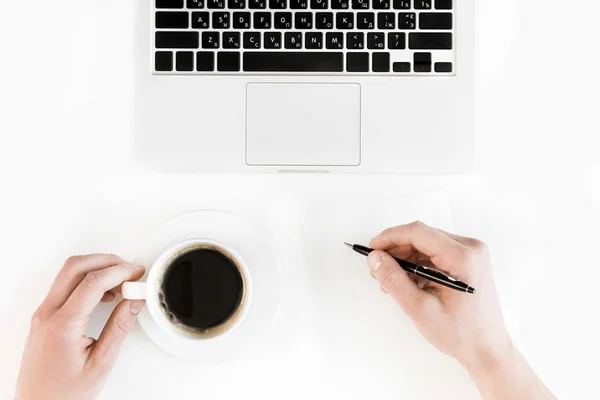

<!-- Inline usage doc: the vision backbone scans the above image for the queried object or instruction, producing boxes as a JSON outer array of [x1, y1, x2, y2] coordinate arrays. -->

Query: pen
[[345, 243, 476, 294]]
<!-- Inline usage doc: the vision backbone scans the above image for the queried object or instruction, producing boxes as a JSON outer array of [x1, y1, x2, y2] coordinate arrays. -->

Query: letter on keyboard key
[[156, 31, 199, 48], [419, 12, 452, 29], [346, 32, 364, 49], [285, 32, 303, 49], [336, 12, 354, 29], [243, 52, 343, 72], [346, 52, 369, 72], [187, 0, 204, 8], [331, 0, 349, 9], [305, 32, 323, 49], [264, 32, 282, 48], [326, 32, 344, 49], [254, 12, 271, 28], [244, 32, 261, 49], [218, 52, 240, 71], [156, 0, 184, 8], [409, 32, 452, 49]]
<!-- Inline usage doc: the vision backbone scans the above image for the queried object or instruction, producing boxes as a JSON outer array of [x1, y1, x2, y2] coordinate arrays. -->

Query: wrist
[[462, 336, 516, 377]]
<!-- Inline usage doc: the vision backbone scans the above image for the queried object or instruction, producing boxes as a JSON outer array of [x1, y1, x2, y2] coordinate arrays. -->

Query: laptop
[[134, 0, 473, 172]]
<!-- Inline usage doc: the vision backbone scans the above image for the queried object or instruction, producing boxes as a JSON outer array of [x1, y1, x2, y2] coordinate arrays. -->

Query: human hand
[[16, 255, 146, 400]]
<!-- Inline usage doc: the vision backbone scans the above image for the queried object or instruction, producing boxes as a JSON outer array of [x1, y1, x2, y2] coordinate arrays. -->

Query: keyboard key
[[228, 0, 245, 7], [393, 61, 410, 72], [156, 0, 184, 8], [155, 51, 173, 71], [156, 31, 199, 48], [316, 12, 334, 29], [202, 31, 220, 48], [347, 32, 364, 49], [249, 0, 267, 7], [311, 0, 328, 9], [414, 0, 431, 9], [393, 0, 410, 8], [414, 52, 431, 72], [254, 12, 271, 28], [218, 52, 240, 71], [352, 0, 369, 9], [285, 32, 302, 49], [207, 0, 225, 7], [305, 32, 323, 49], [156, 12, 189, 28], [373, 0, 390, 9], [357, 13, 375, 29], [372, 52, 390, 72], [223, 32, 241, 48], [419, 12, 452, 29], [295, 12, 313, 29], [409, 32, 452, 49], [264, 32, 282, 48], [346, 52, 368, 72], [435, 0, 452, 9], [275, 12, 293, 29], [244, 52, 343, 71], [378, 12, 395, 29], [326, 32, 344, 49], [398, 13, 416, 29], [187, 0, 204, 8], [336, 13, 354, 29], [176, 51, 194, 71], [196, 51, 214, 70], [233, 12, 251, 28], [291, 0, 308, 8], [434, 61, 452, 72], [387, 32, 405, 49], [270, 0, 287, 8], [244, 32, 261, 48], [331, 0, 349, 9], [192, 11, 210, 28], [213, 12, 230, 28], [367, 32, 384, 49]]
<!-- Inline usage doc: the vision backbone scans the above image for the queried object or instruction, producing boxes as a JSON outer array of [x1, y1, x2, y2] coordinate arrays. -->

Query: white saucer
[[133, 210, 282, 363]]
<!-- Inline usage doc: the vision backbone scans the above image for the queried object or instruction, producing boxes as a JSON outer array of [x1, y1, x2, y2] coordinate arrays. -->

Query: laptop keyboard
[[153, 0, 455, 74]]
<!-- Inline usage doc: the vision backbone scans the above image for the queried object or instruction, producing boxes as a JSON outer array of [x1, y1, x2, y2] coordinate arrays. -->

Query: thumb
[[367, 250, 429, 318]]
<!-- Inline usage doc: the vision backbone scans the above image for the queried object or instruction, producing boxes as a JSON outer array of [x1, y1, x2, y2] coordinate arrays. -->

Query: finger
[[436, 228, 478, 247], [43, 254, 126, 312], [60, 264, 145, 323], [100, 291, 115, 303], [88, 300, 145, 372], [367, 250, 431, 318]]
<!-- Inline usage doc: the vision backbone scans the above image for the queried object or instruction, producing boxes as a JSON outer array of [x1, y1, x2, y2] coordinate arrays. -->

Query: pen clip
[[419, 266, 460, 282]]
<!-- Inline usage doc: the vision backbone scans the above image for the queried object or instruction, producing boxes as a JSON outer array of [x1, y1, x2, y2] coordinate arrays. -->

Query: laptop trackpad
[[246, 83, 361, 166]]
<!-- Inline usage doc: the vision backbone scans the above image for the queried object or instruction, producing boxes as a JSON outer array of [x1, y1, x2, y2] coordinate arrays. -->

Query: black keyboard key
[[196, 51, 214, 71], [275, 12, 293, 29], [398, 13, 416, 29], [249, 0, 267, 7], [419, 12, 452, 29], [414, 0, 431, 9], [155, 51, 173, 71], [357, 12, 375, 29], [207, 0, 225, 7], [393, 61, 410, 72], [311, 0, 328, 9], [367, 32, 384, 49], [331, 0, 349, 9], [176, 51, 194, 71], [352, 0, 369, 9], [373, 0, 390, 9], [270, 0, 287, 8], [291, 0, 308, 8], [243, 52, 343, 71], [223, 32, 241, 48], [156, 0, 184, 8], [336, 13, 354, 29], [435, 0, 452, 9], [295, 12, 313, 29], [434, 62, 452, 72], [393, 0, 410, 8], [218, 52, 240, 71], [264, 32, 282, 48], [346, 52, 368, 72], [414, 52, 431, 72], [244, 32, 261, 48], [378, 12, 395, 29], [346, 32, 364, 49], [156, 31, 199, 48], [316, 12, 334, 29], [202, 31, 220, 48], [387, 32, 405, 49], [156, 12, 189, 28], [187, 0, 204, 8], [285, 32, 302, 49], [228, 0, 245, 7], [192, 11, 210, 28], [305, 32, 323, 49], [233, 12, 251, 28], [254, 12, 272, 28], [409, 32, 452, 49], [372, 52, 390, 72], [326, 32, 343, 49], [213, 12, 230, 28]]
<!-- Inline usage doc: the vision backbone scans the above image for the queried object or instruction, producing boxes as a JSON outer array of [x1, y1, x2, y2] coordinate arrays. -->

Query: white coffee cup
[[122, 239, 252, 340]]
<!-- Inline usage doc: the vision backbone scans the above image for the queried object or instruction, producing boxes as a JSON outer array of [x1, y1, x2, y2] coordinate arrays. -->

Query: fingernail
[[368, 252, 383, 272], [130, 300, 145, 315]]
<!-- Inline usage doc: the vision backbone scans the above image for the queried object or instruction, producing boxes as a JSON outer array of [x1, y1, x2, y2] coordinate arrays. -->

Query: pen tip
[[344, 242, 353, 248]]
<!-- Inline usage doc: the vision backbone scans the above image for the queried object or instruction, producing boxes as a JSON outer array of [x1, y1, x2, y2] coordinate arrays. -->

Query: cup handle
[[122, 282, 147, 300]]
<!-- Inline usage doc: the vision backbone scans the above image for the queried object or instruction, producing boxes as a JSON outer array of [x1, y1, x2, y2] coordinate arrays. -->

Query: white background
[[1, 0, 600, 399]]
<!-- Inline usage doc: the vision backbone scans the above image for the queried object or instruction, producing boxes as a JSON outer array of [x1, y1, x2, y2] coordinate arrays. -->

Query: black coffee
[[160, 247, 244, 332]]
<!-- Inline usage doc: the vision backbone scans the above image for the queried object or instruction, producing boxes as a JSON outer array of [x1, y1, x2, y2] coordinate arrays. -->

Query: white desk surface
[[1, 0, 600, 399]]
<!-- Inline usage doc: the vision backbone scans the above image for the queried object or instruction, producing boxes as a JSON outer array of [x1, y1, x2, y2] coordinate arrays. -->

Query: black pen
[[345, 243, 476, 294]]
